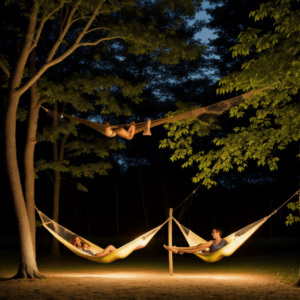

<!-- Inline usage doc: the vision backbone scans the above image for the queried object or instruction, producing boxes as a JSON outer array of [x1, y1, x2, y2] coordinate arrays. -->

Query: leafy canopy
[[160, 0, 300, 224]]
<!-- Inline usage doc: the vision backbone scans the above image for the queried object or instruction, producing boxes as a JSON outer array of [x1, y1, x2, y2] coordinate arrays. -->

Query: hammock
[[173, 191, 299, 263], [36, 207, 169, 263], [42, 86, 270, 137]]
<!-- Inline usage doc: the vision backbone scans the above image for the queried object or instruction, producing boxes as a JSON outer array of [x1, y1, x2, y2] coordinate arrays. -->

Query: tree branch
[[73, 3, 102, 45], [61, 177, 76, 186], [79, 36, 124, 47], [61, 5, 69, 33], [45, 170, 55, 186], [86, 27, 110, 34], [0, 60, 10, 78], [71, 12, 103, 24], [45, 0, 81, 63], [17, 1, 112, 96], [29, 6, 61, 53], [13, 1, 39, 90]]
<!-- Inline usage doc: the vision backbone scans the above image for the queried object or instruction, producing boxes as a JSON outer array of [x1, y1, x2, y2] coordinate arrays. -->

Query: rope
[[270, 190, 300, 216], [173, 184, 201, 212]]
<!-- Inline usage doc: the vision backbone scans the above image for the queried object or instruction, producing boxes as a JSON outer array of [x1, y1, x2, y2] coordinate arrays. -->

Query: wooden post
[[168, 208, 173, 276]]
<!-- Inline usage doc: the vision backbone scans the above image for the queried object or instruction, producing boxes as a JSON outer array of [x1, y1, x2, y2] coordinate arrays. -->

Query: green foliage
[[159, 102, 221, 164], [38, 75, 147, 116], [162, 0, 300, 187], [35, 220, 43, 228], [16, 107, 28, 122], [286, 200, 300, 226]]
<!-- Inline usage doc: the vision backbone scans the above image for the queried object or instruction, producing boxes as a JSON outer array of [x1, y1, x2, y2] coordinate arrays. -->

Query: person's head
[[211, 228, 223, 239], [70, 235, 82, 247], [82, 243, 89, 250], [103, 121, 110, 126]]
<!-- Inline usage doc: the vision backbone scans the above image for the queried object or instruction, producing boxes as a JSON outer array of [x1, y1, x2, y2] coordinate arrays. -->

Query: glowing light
[[61, 115, 64, 118], [50, 272, 246, 280]]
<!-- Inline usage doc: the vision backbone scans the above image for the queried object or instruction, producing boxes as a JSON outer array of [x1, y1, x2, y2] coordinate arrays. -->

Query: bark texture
[[24, 49, 40, 254], [5, 91, 43, 279], [4, 2, 43, 278]]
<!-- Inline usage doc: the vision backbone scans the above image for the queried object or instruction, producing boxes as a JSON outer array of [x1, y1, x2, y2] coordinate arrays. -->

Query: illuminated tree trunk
[[24, 49, 40, 255], [5, 91, 42, 278], [3, 2, 42, 278]]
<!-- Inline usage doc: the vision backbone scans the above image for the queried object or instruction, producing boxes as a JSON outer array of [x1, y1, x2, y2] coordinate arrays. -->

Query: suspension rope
[[270, 190, 300, 216], [173, 183, 201, 212]]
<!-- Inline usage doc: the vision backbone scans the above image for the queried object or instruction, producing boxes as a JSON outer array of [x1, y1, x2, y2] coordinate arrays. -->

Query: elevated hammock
[[42, 85, 270, 137], [173, 191, 299, 263], [36, 207, 169, 263]]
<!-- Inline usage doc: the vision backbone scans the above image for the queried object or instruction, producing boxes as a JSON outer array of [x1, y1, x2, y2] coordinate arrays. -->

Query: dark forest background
[[1, 0, 299, 245]]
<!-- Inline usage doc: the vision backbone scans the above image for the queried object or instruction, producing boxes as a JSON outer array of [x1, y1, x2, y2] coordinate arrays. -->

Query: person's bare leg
[[164, 244, 205, 254], [114, 123, 136, 140], [143, 118, 152, 136], [96, 245, 117, 257], [103, 122, 117, 138], [128, 123, 136, 139], [163, 245, 178, 254]]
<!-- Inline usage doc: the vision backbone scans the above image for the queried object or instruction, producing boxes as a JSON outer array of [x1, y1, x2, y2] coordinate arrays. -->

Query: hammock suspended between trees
[[173, 191, 299, 263], [36, 207, 169, 263], [42, 86, 270, 137]]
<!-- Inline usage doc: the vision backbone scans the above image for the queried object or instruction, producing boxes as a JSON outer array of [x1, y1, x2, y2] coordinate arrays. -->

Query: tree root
[[12, 265, 45, 279], [293, 278, 300, 287]]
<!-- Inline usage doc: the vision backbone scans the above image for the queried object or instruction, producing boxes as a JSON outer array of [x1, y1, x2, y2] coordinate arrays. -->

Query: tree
[[35, 73, 142, 255], [1, 0, 204, 278], [161, 0, 300, 284]]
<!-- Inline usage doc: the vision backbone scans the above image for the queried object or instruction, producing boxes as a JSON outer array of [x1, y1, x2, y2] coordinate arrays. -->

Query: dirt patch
[[0, 271, 299, 300]]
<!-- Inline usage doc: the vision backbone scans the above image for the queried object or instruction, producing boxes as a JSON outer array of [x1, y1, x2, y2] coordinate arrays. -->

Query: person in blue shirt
[[164, 228, 228, 254]]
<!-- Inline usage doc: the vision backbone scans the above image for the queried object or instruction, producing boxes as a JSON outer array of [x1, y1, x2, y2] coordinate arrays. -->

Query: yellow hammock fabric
[[42, 86, 270, 136], [172, 191, 299, 263], [173, 215, 270, 263], [36, 207, 169, 263]]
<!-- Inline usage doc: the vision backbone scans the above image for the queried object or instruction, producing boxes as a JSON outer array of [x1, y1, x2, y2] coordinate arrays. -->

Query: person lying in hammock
[[103, 121, 136, 140], [70, 235, 145, 257], [103, 118, 152, 139], [163, 228, 228, 254], [70, 235, 116, 257]]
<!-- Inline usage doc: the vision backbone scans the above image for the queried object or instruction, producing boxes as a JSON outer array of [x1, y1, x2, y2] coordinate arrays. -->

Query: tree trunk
[[3, 1, 43, 278], [5, 91, 42, 278], [24, 49, 40, 255], [294, 276, 300, 287]]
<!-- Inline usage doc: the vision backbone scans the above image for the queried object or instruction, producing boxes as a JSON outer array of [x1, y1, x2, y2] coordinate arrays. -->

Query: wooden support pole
[[168, 208, 173, 276]]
